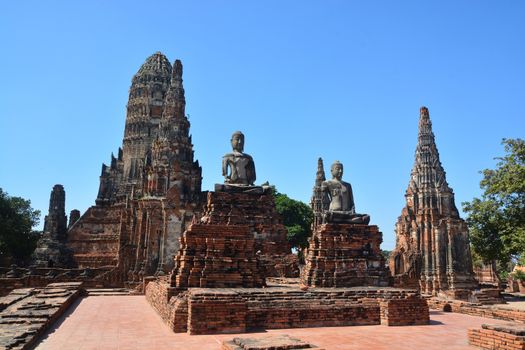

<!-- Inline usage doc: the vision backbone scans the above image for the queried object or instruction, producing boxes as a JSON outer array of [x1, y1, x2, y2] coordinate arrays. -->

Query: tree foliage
[[463, 138, 525, 266], [0, 188, 41, 265], [271, 188, 313, 250], [381, 250, 391, 262]]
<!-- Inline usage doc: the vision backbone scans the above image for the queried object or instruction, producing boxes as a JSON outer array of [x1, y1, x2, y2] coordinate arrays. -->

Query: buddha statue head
[[231, 131, 245, 153]]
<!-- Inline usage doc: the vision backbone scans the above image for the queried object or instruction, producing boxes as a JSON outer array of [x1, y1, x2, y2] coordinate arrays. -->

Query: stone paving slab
[[222, 335, 322, 350], [34, 295, 511, 350], [0, 289, 36, 312], [0, 283, 82, 350]]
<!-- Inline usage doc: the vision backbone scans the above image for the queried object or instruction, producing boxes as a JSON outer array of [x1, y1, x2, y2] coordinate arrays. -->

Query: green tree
[[381, 250, 391, 262], [463, 138, 525, 266], [271, 188, 313, 251], [0, 188, 41, 265]]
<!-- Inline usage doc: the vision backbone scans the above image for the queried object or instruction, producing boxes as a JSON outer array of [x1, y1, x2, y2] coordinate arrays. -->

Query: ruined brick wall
[[468, 326, 525, 350], [145, 280, 188, 333], [246, 301, 380, 330], [429, 298, 525, 322], [145, 277, 172, 321], [0, 267, 121, 296], [188, 291, 247, 334], [378, 296, 429, 326]]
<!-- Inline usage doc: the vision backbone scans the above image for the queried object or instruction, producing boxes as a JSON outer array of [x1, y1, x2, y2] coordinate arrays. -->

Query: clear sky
[[1, 1, 524, 250]]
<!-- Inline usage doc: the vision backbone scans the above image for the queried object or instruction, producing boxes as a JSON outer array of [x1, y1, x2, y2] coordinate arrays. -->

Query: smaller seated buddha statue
[[321, 161, 370, 224]]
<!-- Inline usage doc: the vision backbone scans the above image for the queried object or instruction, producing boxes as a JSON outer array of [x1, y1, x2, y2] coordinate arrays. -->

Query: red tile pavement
[[34, 296, 504, 350]]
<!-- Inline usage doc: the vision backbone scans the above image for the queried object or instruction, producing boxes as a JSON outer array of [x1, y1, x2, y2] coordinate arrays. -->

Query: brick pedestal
[[201, 190, 298, 277], [171, 224, 265, 288], [301, 223, 390, 287]]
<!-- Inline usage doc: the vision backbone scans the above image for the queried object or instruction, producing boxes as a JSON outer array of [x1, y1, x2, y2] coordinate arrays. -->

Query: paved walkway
[[35, 296, 505, 350]]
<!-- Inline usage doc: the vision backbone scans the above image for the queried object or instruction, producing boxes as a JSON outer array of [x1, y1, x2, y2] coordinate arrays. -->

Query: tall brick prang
[[389, 107, 478, 296], [65, 53, 203, 281], [33, 185, 73, 267]]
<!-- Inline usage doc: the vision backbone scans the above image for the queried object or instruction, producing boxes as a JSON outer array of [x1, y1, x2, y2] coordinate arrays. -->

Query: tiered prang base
[[146, 279, 429, 335], [301, 223, 390, 287]]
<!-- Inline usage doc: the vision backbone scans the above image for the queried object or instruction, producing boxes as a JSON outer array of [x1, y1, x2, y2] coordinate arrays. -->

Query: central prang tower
[[67, 52, 202, 280], [95, 52, 201, 205]]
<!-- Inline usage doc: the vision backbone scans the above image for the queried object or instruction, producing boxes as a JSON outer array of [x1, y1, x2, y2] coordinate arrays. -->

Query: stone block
[[222, 335, 322, 350]]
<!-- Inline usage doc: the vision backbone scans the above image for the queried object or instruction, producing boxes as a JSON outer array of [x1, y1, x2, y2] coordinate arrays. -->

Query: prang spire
[[168, 59, 185, 112], [159, 59, 188, 139], [310, 157, 329, 229], [409, 106, 449, 193], [315, 157, 326, 186]]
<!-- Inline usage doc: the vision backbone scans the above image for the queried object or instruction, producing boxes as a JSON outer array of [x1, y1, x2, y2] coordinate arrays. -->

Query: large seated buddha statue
[[217, 131, 264, 193], [321, 161, 370, 224]]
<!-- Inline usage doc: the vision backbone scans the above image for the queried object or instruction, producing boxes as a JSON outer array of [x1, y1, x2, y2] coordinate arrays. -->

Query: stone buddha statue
[[321, 161, 370, 224], [222, 131, 256, 186]]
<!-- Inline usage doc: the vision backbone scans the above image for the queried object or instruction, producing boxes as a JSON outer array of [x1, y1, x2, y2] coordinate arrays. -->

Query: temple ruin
[[145, 133, 429, 335], [4, 50, 518, 349], [389, 106, 478, 296], [32, 52, 297, 288]]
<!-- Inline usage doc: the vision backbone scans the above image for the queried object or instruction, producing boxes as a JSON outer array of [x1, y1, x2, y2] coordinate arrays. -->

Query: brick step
[[472, 290, 505, 305]]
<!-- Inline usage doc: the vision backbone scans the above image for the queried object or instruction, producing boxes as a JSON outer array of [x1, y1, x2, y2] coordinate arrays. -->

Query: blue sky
[[1, 1, 524, 250]]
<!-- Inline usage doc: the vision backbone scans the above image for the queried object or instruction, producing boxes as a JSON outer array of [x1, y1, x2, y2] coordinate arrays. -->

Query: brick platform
[[36, 295, 510, 350], [146, 280, 429, 335], [301, 223, 390, 288], [468, 323, 525, 349]]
